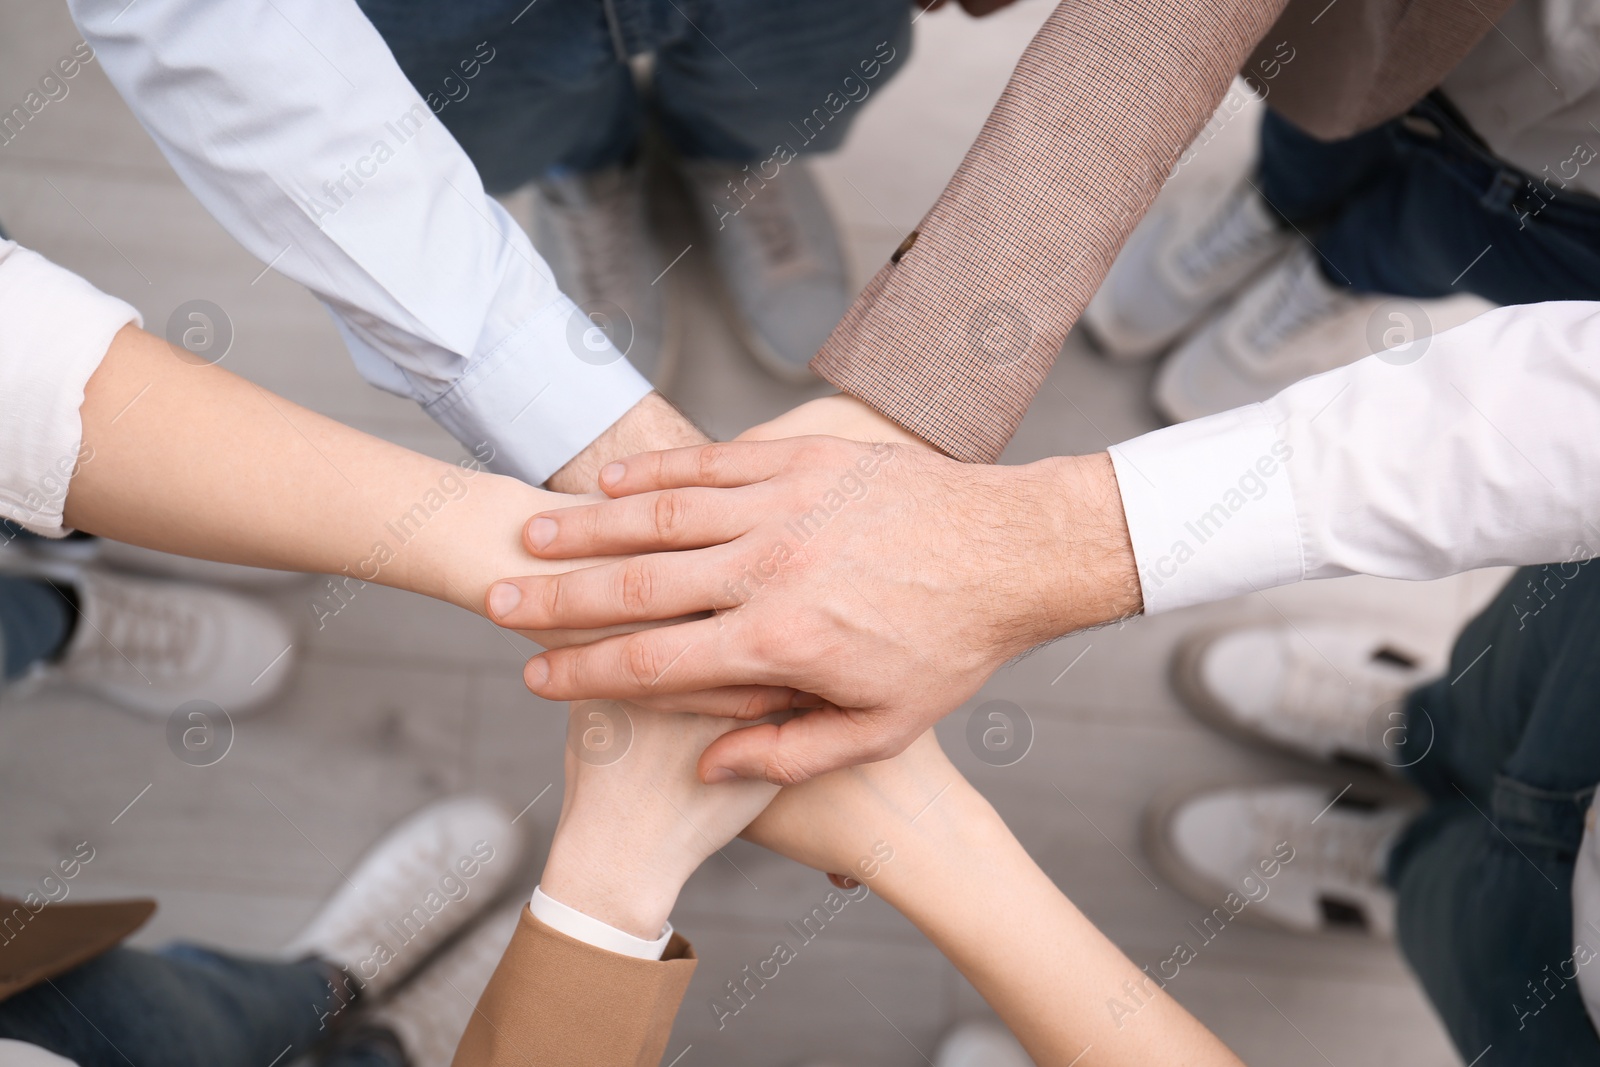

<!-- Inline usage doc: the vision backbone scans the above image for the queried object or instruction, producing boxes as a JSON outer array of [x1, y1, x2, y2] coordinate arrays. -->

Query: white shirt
[[66, 0, 651, 486]]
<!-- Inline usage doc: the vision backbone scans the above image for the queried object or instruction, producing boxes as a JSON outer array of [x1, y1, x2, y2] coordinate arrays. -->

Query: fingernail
[[704, 767, 738, 784], [599, 462, 626, 489], [527, 517, 558, 549], [488, 582, 521, 618], [525, 658, 549, 689]]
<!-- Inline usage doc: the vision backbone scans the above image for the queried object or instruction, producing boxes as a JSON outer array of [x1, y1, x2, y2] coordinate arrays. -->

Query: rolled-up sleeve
[[0, 242, 139, 536]]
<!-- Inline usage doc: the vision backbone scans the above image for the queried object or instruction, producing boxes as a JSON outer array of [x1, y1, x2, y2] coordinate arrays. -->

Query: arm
[[809, 0, 1289, 461], [486, 301, 1600, 781], [741, 732, 1244, 1067], [68, 0, 698, 486], [453, 701, 778, 1067]]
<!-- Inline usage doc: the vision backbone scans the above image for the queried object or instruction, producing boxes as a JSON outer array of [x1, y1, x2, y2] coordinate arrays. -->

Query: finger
[[696, 709, 910, 786], [523, 486, 759, 559], [488, 547, 738, 629], [597, 438, 820, 497], [629, 685, 803, 720], [523, 618, 774, 702]]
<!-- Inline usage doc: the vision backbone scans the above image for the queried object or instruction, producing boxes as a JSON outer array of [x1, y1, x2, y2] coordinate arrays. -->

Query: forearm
[[878, 787, 1241, 1067], [66, 324, 588, 615]]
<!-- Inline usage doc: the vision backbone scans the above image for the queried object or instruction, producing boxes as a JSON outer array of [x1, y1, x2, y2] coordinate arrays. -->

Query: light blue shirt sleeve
[[68, 0, 651, 484]]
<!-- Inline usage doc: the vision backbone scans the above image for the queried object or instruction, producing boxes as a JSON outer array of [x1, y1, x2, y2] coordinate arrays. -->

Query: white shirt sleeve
[[529, 886, 673, 961], [67, 0, 650, 486], [1109, 301, 1600, 613], [0, 242, 139, 537]]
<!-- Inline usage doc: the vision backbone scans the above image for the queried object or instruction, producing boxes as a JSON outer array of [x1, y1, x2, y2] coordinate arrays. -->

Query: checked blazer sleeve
[[809, 0, 1288, 462]]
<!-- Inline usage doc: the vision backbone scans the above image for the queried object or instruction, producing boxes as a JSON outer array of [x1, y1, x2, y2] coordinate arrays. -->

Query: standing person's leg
[[0, 945, 384, 1067], [1253, 106, 1402, 227], [357, 0, 640, 193], [652, 0, 912, 379], [1386, 557, 1600, 1062], [0, 574, 73, 682]]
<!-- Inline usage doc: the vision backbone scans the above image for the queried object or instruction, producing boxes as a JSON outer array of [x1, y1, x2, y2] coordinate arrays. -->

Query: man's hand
[[486, 438, 1142, 784], [539, 700, 780, 939], [546, 392, 708, 494]]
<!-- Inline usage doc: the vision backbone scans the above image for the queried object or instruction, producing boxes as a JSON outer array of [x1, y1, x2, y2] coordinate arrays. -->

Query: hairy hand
[[488, 438, 1141, 784]]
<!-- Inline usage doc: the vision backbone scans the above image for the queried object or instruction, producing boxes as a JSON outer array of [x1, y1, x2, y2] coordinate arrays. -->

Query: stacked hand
[[491, 396, 1142, 784]]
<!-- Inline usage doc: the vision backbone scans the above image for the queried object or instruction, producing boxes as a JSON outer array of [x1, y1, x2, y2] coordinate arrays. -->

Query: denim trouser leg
[[0, 575, 72, 681], [1254, 99, 1600, 303], [0, 945, 400, 1067], [358, 0, 911, 193], [650, 0, 911, 161], [1387, 558, 1600, 1062]]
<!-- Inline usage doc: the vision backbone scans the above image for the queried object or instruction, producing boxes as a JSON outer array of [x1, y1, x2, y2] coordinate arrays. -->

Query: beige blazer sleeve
[[807, 0, 1506, 464], [451, 907, 696, 1067]]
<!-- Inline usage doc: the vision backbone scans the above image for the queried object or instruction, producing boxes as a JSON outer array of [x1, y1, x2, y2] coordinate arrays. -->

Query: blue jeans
[[0, 944, 403, 1067], [1257, 93, 1600, 303], [356, 0, 912, 192], [0, 574, 72, 682], [1389, 558, 1600, 1062]]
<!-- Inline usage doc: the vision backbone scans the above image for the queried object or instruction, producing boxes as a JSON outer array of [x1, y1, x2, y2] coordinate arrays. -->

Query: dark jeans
[[1256, 93, 1600, 303], [356, 0, 912, 192], [0, 944, 403, 1067], [1389, 557, 1600, 1063], [0, 575, 72, 682]]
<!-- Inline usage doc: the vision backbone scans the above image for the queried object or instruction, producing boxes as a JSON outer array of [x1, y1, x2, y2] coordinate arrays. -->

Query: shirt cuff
[[1108, 403, 1304, 614], [413, 294, 653, 486], [529, 886, 673, 961], [0, 242, 141, 537]]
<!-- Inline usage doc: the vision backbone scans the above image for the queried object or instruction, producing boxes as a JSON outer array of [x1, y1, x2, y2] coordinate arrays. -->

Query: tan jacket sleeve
[[809, 0, 1289, 463], [451, 907, 696, 1067]]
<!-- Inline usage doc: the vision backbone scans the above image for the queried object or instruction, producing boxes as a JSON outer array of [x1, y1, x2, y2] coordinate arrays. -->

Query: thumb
[[697, 707, 898, 786]]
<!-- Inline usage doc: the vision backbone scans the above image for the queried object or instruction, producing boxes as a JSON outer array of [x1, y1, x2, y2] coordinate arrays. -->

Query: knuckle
[[534, 576, 565, 627], [763, 750, 814, 787], [622, 635, 664, 689], [650, 491, 686, 541], [618, 559, 656, 617], [695, 444, 728, 484]]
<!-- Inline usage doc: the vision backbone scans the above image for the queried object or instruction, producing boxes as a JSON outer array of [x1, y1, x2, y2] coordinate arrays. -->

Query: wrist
[[546, 392, 709, 493], [540, 822, 691, 940], [1016, 452, 1142, 643]]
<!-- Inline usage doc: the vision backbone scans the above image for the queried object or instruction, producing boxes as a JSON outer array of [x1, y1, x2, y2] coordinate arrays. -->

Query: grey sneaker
[[1082, 177, 1293, 361], [1153, 243, 1493, 422], [284, 796, 523, 1001], [8, 567, 297, 717], [680, 158, 849, 382], [369, 902, 525, 1067], [504, 165, 678, 388]]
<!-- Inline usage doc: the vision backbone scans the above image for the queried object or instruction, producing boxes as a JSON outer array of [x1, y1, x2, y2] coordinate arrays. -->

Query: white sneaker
[[1082, 177, 1293, 361], [369, 902, 524, 1067], [13, 569, 297, 717], [1171, 621, 1443, 773], [680, 158, 849, 382], [935, 1020, 1034, 1067], [1144, 783, 1410, 938], [508, 164, 678, 388], [284, 796, 524, 1000], [1153, 243, 1494, 423]]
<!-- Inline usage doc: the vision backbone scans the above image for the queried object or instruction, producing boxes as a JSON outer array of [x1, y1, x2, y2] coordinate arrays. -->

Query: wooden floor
[[0, 2, 1493, 1063]]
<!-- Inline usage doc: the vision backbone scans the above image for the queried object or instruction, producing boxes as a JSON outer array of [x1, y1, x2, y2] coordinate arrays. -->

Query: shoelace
[[549, 175, 639, 303], [1277, 640, 1415, 752], [1173, 185, 1276, 284], [737, 173, 802, 268], [1241, 250, 1348, 354], [1256, 799, 1399, 887], [81, 584, 204, 679]]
